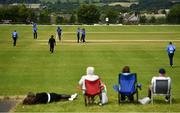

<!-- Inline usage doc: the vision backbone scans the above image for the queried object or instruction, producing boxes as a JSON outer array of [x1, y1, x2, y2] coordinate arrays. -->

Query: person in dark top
[[33, 23, 38, 39], [12, 30, 18, 46], [57, 27, 62, 41], [48, 35, 56, 53], [81, 28, 86, 43], [23, 92, 77, 105], [77, 28, 81, 43]]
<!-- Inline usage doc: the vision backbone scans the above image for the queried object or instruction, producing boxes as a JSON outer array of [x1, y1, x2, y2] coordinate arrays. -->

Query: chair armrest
[[137, 83, 142, 90], [113, 85, 119, 92]]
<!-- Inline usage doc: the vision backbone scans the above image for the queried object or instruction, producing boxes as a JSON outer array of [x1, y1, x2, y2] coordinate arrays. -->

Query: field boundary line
[[37, 39, 180, 42], [44, 31, 180, 34], [1, 24, 180, 27]]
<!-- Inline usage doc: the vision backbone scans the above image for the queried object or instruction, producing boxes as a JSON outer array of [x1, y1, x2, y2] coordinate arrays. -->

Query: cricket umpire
[[12, 30, 18, 46], [77, 28, 80, 43], [48, 35, 56, 53], [57, 27, 62, 41], [167, 42, 176, 67], [33, 23, 38, 39]]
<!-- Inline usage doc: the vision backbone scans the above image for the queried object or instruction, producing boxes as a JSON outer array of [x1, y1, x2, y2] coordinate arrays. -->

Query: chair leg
[[170, 94, 172, 104], [136, 90, 139, 103], [118, 93, 120, 104], [84, 96, 87, 106], [151, 94, 153, 104], [99, 94, 102, 104]]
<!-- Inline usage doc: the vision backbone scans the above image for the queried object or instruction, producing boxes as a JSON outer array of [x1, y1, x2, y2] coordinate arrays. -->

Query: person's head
[[51, 35, 54, 38], [169, 42, 172, 45], [14, 30, 16, 32], [23, 92, 36, 105], [86, 67, 94, 75], [122, 66, 130, 73], [58, 27, 60, 29], [159, 68, 166, 76]]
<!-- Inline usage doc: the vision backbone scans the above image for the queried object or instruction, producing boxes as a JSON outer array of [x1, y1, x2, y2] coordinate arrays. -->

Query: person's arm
[[48, 39, 50, 45], [166, 45, 169, 53], [151, 77, 155, 85]]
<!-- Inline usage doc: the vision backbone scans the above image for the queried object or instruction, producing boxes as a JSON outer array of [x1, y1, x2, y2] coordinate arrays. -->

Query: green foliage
[[139, 0, 172, 10], [139, 15, 147, 23], [77, 4, 100, 24], [38, 10, 51, 24], [56, 16, 65, 24], [0, 0, 40, 4], [104, 9, 119, 23], [69, 13, 77, 24], [167, 4, 180, 24], [156, 17, 166, 24], [0, 5, 36, 23], [149, 16, 156, 23]]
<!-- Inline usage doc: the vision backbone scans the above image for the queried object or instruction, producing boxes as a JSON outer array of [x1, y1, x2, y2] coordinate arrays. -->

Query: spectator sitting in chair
[[120, 66, 134, 102], [78, 66, 99, 94], [78, 67, 104, 105], [148, 68, 171, 102], [23, 92, 77, 105]]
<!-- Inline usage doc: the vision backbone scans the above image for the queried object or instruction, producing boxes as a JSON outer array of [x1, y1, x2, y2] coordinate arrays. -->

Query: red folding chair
[[84, 79, 102, 106]]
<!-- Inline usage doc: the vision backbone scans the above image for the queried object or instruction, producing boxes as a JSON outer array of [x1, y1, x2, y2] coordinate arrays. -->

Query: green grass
[[0, 25, 180, 112]]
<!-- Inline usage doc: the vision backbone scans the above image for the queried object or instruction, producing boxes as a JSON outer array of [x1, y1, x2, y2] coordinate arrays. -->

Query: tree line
[[1, 4, 180, 24]]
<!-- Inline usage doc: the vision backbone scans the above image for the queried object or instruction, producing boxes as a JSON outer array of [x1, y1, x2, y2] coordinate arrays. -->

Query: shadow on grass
[[0, 100, 17, 112], [151, 97, 180, 104]]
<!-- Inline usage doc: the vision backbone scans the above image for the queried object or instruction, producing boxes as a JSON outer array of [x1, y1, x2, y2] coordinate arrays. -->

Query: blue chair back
[[119, 73, 137, 95]]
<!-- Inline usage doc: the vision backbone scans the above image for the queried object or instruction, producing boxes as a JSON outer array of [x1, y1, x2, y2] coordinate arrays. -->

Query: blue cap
[[159, 68, 166, 74]]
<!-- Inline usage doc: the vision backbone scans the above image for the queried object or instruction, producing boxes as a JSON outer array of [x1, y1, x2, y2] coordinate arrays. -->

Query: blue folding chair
[[113, 73, 141, 104]]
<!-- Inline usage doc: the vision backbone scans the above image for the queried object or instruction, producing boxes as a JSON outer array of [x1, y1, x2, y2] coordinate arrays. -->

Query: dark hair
[[122, 66, 130, 73], [159, 68, 166, 74], [23, 92, 36, 105], [169, 42, 172, 44], [51, 35, 54, 38]]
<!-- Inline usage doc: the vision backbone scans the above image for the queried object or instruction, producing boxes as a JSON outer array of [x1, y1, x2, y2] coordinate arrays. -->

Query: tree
[[69, 13, 76, 24], [56, 16, 64, 24], [149, 16, 156, 23], [139, 15, 147, 24], [167, 4, 180, 24], [77, 4, 100, 24], [39, 9, 50, 24], [156, 17, 166, 24], [105, 9, 119, 23], [0, 5, 36, 23], [139, 0, 172, 10]]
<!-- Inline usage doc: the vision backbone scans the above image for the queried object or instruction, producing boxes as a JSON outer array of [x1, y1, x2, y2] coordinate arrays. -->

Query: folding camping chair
[[84, 79, 102, 106], [113, 73, 141, 103], [151, 77, 172, 104]]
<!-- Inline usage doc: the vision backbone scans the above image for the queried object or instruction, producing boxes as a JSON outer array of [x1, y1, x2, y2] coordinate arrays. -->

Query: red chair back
[[85, 79, 101, 96]]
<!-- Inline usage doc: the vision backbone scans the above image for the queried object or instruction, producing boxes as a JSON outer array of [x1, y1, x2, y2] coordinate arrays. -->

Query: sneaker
[[68, 98, 74, 101], [71, 93, 78, 99], [165, 99, 169, 102], [165, 96, 169, 102]]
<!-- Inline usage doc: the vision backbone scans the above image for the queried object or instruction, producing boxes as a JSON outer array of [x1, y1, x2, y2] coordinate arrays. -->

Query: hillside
[[40, 0, 139, 3], [0, 0, 139, 4]]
